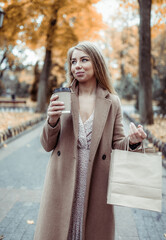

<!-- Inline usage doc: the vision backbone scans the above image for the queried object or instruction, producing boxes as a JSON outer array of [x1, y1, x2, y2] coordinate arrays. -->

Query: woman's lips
[[76, 72, 84, 76]]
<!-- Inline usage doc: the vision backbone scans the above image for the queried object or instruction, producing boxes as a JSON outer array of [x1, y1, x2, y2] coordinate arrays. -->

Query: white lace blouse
[[68, 112, 94, 240]]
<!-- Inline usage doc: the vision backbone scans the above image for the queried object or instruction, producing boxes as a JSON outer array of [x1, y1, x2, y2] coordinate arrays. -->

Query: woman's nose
[[75, 61, 82, 68]]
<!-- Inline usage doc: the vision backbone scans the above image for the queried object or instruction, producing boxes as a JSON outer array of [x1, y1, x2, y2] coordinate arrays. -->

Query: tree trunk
[[138, 0, 153, 124], [36, 8, 58, 113], [36, 50, 52, 112]]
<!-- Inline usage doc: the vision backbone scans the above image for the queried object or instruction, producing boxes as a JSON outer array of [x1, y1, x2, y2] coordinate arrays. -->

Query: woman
[[34, 41, 147, 240]]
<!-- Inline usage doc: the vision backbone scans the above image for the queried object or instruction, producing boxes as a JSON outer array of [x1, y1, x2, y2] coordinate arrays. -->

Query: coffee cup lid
[[53, 87, 71, 93]]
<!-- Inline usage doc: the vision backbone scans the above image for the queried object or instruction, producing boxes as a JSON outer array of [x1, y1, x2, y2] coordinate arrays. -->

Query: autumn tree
[[151, 28, 166, 115], [137, 0, 153, 124], [0, 0, 41, 96], [98, 6, 139, 100], [0, 47, 27, 79], [36, 0, 104, 112], [30, 61, 40, 101], [0, 47, 15, 78], [116, 0, 153, 123], [116, 0, 165, 124], [108, 26, 139, 81], [138, 0, 166, 124], [1, 0, 103, 112], [1, 0, 62, 111]]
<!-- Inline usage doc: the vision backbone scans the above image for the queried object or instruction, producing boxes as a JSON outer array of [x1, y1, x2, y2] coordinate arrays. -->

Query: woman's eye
[[71, 60, 76, 65], [82, 58, 88, 62]]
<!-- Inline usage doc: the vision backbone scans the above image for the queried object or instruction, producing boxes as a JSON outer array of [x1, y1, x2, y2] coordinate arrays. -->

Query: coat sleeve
[[40, 118, 61, 152], [112, 96, 128, 150]]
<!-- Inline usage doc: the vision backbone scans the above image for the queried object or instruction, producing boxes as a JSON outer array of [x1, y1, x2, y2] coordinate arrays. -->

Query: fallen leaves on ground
[[0, 112, 42, 132], [27, 220, 35, 224], [0, 99, 165, 144], [130, 113, 166, 143], [147, 117, 166, 143]]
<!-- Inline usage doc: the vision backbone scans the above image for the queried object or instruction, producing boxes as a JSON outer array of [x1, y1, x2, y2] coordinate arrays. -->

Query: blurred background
[[0, 0, 166, 150], [0, 1, 166, 239]]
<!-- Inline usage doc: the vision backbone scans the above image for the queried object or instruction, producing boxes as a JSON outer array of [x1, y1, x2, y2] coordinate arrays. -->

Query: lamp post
[[0, 7, 5, 28]]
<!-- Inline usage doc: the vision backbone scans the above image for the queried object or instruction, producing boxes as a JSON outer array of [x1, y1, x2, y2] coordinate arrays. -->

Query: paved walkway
[[0, 122, 48, 240], [0, 116, 165, 240]]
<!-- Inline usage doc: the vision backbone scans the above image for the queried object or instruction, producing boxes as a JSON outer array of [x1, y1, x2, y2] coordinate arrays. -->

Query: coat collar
[[71, 81, 112, 162], [90, 86, 112, 162]]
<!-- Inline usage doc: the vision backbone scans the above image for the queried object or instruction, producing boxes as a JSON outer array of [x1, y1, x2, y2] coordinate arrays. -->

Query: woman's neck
[[78, 80, 97, 96]]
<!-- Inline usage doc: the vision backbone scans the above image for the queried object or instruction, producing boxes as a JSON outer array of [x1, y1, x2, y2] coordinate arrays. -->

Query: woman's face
[[71, 49, 95, 84]]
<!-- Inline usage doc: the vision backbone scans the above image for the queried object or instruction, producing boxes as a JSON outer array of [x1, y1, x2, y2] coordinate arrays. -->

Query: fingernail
[[51, 95, 57, 99]]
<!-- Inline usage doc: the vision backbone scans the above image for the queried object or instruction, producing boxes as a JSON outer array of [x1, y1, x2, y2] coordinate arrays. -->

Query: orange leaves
[[0, 110, 41, 132], [151, 22, 165, 39], [119, 0, 139, 11], [151, 25, 166, 80], [1, 0, 104, 88], [49, 0, 104, 84], [151, 0, 166, 34], [152, 0, 166, 4], [19, 69, 34, 84], [4, 0, 103, 50], [147, 117, 166, 143], [107, 25, 139, 81]]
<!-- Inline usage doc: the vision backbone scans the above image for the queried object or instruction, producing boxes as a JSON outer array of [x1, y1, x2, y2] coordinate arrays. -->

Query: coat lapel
[[89, 86, 112, 163], [71, 84, 79, 140], [70, 82, 112, 163]]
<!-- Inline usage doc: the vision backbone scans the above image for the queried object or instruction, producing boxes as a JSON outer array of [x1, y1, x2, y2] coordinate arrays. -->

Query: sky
[[95, 0, 120, 22]]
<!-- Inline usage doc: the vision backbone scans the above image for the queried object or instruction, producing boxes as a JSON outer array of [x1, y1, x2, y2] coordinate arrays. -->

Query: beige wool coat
[[34, 83, 128, 240]]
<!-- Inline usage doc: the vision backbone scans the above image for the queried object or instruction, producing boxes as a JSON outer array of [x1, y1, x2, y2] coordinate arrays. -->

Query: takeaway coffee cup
[[53, 87, 71, 113]]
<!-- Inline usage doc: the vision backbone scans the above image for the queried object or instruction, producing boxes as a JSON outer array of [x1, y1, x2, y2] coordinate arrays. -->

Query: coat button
[[102, 154, 106, 160], [57, 151, 61, 156]]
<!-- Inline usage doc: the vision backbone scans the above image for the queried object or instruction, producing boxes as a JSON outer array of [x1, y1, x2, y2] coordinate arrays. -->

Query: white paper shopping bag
[[107, 147, 162, 212]]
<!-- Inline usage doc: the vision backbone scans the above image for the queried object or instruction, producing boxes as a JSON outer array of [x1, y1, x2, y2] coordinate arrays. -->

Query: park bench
[[0, 100, 26, 105], [0, 100, 27, 109]]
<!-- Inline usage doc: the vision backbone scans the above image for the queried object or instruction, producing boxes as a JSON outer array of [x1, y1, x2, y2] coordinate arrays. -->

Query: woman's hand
[[129, 122, 147, 145], [47, 95, 65, 127]]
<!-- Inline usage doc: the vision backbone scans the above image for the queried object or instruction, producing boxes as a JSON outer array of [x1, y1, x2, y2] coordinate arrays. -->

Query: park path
[[0, 121, 49, 240], [0, 114, 165, 240]]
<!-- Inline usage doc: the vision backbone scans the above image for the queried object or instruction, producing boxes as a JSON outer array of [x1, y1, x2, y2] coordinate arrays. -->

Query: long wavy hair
[[66, 41, 116, 94]]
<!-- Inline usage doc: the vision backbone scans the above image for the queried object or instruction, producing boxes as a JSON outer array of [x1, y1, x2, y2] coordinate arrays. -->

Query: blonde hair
[[66, 41, 116, 94]]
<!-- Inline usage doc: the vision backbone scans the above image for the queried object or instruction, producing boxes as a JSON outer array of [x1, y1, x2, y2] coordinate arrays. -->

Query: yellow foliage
[[152, 27, 166, 79], [18, 69, 34, 84], [152, 23, 166, 38], [102, 25, 139, 81], [152, 0, 166, 4], [119, 0, 139, 10], [0, 0, 103, 49], [0, 0, 104, 85]]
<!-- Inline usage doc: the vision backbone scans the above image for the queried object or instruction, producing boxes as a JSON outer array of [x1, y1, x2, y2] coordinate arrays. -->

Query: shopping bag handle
[[126, 137, 145, 153]]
